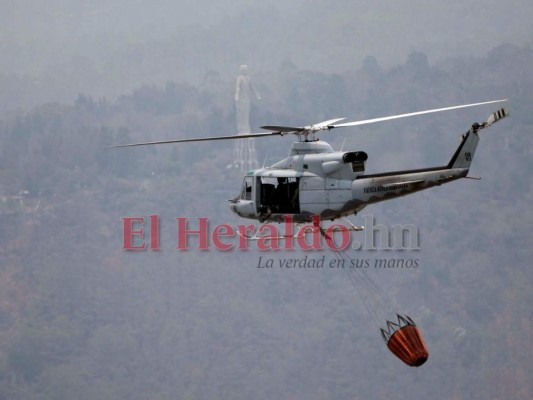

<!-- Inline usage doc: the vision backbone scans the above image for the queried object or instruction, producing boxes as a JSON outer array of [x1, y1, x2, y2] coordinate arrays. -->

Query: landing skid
[[341, 218, 365, 232], [237, 219, 364, 241]]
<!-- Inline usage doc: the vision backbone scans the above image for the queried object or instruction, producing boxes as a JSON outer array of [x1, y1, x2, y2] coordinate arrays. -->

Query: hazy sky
[[1, 1, 532, 111], [2, 1, 532, 74]]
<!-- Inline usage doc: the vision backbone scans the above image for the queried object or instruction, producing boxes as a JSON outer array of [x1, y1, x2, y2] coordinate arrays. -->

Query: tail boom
[[346, 107, 509, 212]]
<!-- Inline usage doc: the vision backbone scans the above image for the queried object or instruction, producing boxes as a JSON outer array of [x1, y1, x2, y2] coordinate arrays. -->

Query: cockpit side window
[[240, 177, 253, 200]]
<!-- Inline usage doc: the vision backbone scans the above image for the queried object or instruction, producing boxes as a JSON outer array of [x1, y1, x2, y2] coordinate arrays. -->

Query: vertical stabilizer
[[447, 108, 508, 170]]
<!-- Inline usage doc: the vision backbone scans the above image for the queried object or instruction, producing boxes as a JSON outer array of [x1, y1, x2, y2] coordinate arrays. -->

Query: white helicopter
[[112, 99, 508, 229]]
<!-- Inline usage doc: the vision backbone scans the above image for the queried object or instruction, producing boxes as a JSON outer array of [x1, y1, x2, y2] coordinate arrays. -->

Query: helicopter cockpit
[[232, 173, 302, 221], [240, 176, 253, 201]]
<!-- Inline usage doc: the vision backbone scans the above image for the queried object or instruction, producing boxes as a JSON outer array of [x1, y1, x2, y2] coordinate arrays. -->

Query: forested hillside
[[0, 44, 531, 399]]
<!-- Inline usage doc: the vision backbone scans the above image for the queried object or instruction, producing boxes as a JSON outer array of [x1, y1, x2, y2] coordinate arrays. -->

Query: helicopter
[[112, 99, 509, 366], [111, 99, 508, 229]]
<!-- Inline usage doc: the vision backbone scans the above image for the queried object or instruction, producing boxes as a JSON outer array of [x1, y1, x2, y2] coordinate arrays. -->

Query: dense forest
[[0, 43, 531, 399]]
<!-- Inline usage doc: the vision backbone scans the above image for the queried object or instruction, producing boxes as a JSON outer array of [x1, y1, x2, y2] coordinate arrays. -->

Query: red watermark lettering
[[256, 223, 282, 251], [296, 215, 322, 251], [237, 224, 255, 250], [176, 217, 209, 250], [122, 215, 160, 250], [212, 224, 235, 251], [282, 215, 295, 250], [324, 223, 350, 250], [120, 214, 420, 252]]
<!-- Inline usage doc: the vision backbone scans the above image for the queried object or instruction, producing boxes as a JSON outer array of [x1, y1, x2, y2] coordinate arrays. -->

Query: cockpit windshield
[[240, 177, 253, 200]]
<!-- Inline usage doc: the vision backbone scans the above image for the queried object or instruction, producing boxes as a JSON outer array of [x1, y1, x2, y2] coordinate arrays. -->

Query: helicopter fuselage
[[230, 128, 476, 223], [110, 101, 507, 226]]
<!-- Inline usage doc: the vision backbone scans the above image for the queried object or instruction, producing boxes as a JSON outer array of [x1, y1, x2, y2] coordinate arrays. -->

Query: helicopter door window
[[241, 177, 253, 200], [259, 177, 300, 214]]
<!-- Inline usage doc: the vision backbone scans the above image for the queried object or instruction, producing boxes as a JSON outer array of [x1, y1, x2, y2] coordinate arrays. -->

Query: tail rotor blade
[[485, 108, 509, 127]]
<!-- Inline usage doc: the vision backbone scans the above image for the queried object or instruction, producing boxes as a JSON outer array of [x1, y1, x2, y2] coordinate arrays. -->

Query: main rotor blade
[[261, 118, 347, 133], [331, 99, 508, 129], [313, 118, 347, 129], [109, 131, 282, 148], [260, 125, 305, 133], [109, 99, 508, 148]]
